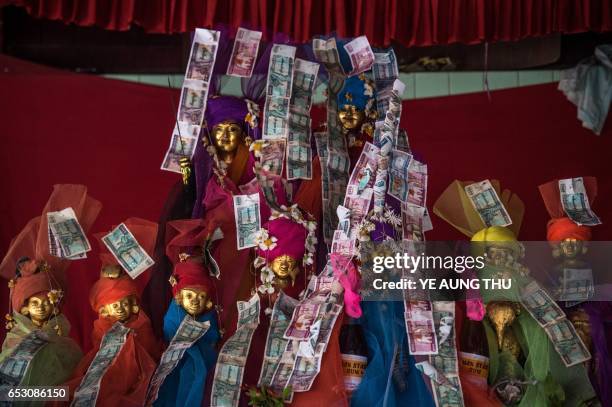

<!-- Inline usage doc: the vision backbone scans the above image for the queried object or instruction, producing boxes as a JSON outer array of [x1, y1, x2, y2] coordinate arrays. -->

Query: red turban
[[10, 261, 63, 311], [170, 261, 216, 298], [546, 217, 592, 242], [89, 276, 139, 312]]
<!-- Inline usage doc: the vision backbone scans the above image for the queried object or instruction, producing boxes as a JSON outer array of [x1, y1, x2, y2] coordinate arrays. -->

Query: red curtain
[[1, 54, 611, 350], [1, 0, 611, 46]]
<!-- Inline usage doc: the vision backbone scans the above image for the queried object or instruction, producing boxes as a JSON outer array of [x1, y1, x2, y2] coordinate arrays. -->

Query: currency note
[[287, 355, 321, 392], [259, 292, 298, 387], [211, 294, 260, 407], [396, 129, 411, 153], [238, 177, 259, 195], [263, 96, 291, 140], [465, 180, 512, 227], [260, 139, 286, 175], [285, 302, 321, 340], [407, 160, 428, 207], [343, 36, 375, 77], [287, 109, 311, 144], [101, 223, 155, 279], [286, 142, 312, 180], [312, 37, 344, 74], [331, 230, 356, 256], [388, 149, 413, 202], [47, 207, 91, 258], [72, 323, 131, 407], [177, 79, 208, 126], [428, 301, 465, 407], [160, 123, 199, 173], [185, 28, 220, 82], [291, 58, 319, 112], [146, 317, 211, 405], [233, 194, 261, 250], [344, 187, 373, 229], [227, 28, 262, 77], [560, 268, 594, 303], [520, 280, 566, 327], [347, 142, 380, 194], [267, 45, 296, 97], [402, 203, 426, 242], [0, 330, 48, 388], [373, 49, 399, 87], [559, 177, 602, 226], [270, 340, 298, 394], [254, 169, 282, 212], [544, 319, 591, 367], [406, 319, 438, 355], [415, 361, 456, 389]]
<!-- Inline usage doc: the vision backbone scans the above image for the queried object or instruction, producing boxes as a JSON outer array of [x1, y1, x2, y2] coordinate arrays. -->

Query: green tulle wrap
[[479, 264, 598, 406], [0, 312, 82, 405]]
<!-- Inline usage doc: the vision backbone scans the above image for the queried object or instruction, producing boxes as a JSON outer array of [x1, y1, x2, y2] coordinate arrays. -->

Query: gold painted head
[[99, 295, 139, 322], [211, 120, 244, 153], [558, 238, 586, 260], [175, 287, 213, 317], [270, 255, 299, 285], [486, 301, 520, 350], [338, 104, 365, 131], [485, 246, 515, 267], [20, 291, 54, 327]]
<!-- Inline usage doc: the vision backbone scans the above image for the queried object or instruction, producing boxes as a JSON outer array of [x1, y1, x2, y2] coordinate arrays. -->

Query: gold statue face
[[270, 255, 299, 283], [176, 287, 213, 317], [485, 246, 514, 267], [211, 121, 243, 153], [20, 292, 53, 326], [100, 295, 139, 322], [559, 238, 585, 259], [486, 301, 519, 350], [338, 105, 365, 131]]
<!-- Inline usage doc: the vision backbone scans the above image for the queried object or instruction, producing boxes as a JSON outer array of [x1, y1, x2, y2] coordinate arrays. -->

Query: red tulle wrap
[[89, 275, 140, 313], [10, 260, 63, 311], [546, 217, 593, 242], [0, 184, 102, 280], [62, 311, 160, 407], [170, 261, 216, 298]]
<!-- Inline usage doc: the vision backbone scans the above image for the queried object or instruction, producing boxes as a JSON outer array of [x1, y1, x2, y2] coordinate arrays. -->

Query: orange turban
[[10, 260, 63, 311], [546, 217, 592, 242], [89, 276, 139, 312]]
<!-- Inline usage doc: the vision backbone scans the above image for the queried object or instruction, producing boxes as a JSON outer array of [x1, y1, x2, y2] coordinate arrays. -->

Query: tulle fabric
[[62, 312, 160, 407], [0, 184, 102, 279], [154, 301, 220, 407], [352, 301, 435, 407], [538, 176, 598, 219], [432, 179, 524, 238], [0, 313, 82, 396]]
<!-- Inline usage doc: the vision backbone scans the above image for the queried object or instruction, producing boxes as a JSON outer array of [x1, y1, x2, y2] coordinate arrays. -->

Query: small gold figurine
[[211, 120, 246, 166], [486, 301, 521, 351], [175, 288, 214, 317], [269, 254, 299, 288], [338, 104, 366, 133], [99, 295, 140, 322], [179, 157, 192, 185]]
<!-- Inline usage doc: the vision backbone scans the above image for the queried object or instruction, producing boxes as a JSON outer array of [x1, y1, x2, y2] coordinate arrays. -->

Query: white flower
[[253, 256, 266, 268], [307, 221, 317, 233], [264, 307, 273, 315], [304, 253, 314, 265], [255, 229, 278, 251], [384, 208, 402, 228]]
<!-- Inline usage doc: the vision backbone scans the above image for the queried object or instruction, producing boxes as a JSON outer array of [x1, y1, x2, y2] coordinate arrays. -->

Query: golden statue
[[175, 287, 214, 317], [20, 292, 54, 328], [97, 266, 140, 322], [270, 254, 299, 288], [486, 301, 521, 353], [211, 120, 245, 166], [338, 104, 366, 132]]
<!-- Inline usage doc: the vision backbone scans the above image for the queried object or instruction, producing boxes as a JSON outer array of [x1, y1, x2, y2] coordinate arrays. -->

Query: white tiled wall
[[103, 70, 562, 101]]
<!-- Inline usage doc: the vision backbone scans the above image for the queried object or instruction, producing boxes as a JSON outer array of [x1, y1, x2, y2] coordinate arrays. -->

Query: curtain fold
[[1, 0, 610, 46]]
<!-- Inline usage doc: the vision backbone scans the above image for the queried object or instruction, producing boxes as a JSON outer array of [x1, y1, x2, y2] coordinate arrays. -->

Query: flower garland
[[252, 204, 317, 296]]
